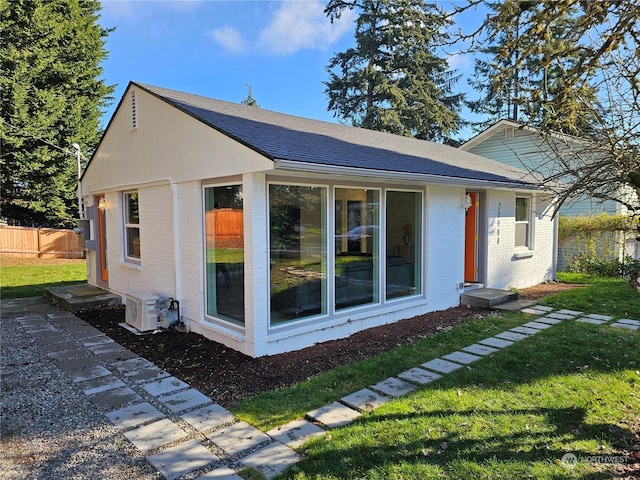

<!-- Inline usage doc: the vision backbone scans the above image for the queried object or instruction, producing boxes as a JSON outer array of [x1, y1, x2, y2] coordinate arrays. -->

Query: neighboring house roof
[[89, 82, 543, 188]]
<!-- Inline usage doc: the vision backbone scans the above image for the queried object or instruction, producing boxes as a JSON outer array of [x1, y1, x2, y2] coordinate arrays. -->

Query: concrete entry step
[[460, 288, 519, 309], [44, 283, 121, 312]]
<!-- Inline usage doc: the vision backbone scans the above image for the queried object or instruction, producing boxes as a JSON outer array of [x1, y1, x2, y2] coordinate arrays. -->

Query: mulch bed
[[76, 281, 577, 406]]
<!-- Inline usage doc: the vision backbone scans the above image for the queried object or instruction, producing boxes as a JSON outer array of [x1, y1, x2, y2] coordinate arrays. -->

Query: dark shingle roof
[[135, 82, 539, 187]]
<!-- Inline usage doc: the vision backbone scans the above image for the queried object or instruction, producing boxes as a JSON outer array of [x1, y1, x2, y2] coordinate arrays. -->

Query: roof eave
[[273, 159, 541, 190]]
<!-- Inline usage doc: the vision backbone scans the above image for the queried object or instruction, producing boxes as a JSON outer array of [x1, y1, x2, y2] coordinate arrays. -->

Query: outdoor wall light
[[98, 198, 108, 211], [463, 193, 473, 211]]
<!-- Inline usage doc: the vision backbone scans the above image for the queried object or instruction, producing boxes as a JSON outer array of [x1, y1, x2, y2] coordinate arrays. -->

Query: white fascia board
[[273, 158, 542, 191]]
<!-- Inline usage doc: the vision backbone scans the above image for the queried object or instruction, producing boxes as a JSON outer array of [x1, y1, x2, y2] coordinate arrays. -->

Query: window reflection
[[269, 185, 327, 325], [335, 188, 380, 310], [204, 185, 245, 325]]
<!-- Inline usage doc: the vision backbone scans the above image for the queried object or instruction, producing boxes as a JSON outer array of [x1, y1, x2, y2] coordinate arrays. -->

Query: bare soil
[[76, 282, 579, 408]]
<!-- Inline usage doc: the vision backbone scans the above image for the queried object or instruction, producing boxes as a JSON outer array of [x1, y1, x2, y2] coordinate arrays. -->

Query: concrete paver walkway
[[4, 297, 638, 479]]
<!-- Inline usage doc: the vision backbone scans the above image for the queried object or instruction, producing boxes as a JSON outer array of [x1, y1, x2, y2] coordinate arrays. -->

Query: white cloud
[[208, 26, 247, 54], [258, 0, 355, 55], [448, 53, 473, 72]]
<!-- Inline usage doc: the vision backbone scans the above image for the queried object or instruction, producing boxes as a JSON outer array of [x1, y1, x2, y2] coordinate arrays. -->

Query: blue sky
[[98, 0, 479, 138]]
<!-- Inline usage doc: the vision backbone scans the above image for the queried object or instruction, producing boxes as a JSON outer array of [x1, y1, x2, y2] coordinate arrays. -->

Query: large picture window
[[204, 185, 245, 325], [515, 196, 531, 248], [386, 191, 422, 300], [123, 191, 140, 260], [335, 188, 380, 310], [269, 184, 327, 325]]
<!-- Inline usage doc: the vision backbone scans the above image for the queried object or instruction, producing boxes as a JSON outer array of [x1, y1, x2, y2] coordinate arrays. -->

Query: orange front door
[[464, 193, 478, 282], [97, 196, 109, 283]]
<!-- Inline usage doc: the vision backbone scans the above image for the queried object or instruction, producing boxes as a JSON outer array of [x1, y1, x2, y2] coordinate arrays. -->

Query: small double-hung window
[[123, 191, 140, 261], [515, 196, 531, 248]]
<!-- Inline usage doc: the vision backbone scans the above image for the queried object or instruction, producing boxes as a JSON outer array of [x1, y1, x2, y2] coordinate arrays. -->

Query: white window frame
[[123, 190, 141, 263], [515, 195, 533, 250]]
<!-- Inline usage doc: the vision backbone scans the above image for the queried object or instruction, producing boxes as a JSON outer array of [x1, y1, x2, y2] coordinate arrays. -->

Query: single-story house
[[80, 82, 557, 357]]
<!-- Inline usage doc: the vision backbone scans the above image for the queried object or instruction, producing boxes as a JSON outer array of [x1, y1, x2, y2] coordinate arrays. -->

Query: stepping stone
[[55, 357, 99, 372], [141, 376, 189, 397], [341, 388, 390, 412], [68, 364, 112, 383], [397, 367, 442, 384], [556, 309, 583, 316], [442, 351, 481, 365], [421, 358, 462, 374], [124, 418, 188, 454], [89, 386, 142, 411], [267, 418, 325, 449], [521, 308, 548, 315], [41, 342, 77, 354], [618, 319, 640, 326], [207, 421, 270, 455], [306, 402, 361, 428], [98, 349, 139, 364], [478, 337, 513, 349], [112, 357, 156, 375], [47, 348, 94, 361], [105, 402, 164, 429], [88, 343, 129, 355], [546, 312, 576, 320], [576, 317, 607, 325], [127, 366, 170, 384], [533, 305, 554, 312], [241, 441, 301, 479], [522, 321, 552, 330], [68, 326, 105, 339], [535, 316, 563, 325], [159, 389, 212, 413], [610, 322, 639, 331], [584, 314, 613, 322], [495, 331, 528, 342], [79, 375, 125, 396], [196, 466, 243, 479], [462, 344, 498, 356], [181, 404, 235, 433], [147, 439, 219, 480], [370, 377, 416, 398], [83, 336, 115, 347], [510, 326, 540, 335]]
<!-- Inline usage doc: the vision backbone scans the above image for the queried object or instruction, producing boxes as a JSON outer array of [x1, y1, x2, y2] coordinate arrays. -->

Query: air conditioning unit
[[125, 292, 158, 332]]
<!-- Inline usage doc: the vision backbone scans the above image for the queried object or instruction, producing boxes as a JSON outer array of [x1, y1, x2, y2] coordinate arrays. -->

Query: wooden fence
[[0, 225, 85, 259]]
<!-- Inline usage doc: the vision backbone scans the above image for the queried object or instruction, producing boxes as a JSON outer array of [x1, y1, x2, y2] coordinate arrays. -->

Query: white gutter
[[273, 159, 541, 190]]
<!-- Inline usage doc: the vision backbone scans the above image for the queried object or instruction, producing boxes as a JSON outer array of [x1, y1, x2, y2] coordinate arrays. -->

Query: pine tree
[[241, 84, 260, 107], [0, 0, 114, 227], [467, 0, 600, 134], [324, 0, 462, 143]]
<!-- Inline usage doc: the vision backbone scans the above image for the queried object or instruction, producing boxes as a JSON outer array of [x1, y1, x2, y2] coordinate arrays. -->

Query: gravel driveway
[[0, 297, 158, 480]]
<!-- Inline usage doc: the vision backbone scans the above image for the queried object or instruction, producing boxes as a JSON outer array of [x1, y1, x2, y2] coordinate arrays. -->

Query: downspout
[[169, 179, 182, 314], [552, 214, 559, 281]]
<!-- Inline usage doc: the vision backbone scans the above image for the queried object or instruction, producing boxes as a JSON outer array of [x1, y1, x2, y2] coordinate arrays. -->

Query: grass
[[230, 276, 639, 479], [0, 257, 87, 299]]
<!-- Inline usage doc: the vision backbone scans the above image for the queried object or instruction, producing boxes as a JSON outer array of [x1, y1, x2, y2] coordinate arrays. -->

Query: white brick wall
[[486, 190, 556, 289], [99, 184, 176, 300], [425, 185, 466, 310]]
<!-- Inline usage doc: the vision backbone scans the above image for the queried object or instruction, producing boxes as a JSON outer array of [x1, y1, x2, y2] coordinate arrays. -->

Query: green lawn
[[0, 259, 87, 299], [230, 276, 639, 479]]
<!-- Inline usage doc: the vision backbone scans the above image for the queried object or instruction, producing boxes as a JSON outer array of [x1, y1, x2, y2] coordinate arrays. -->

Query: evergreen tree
[[240, 84, 260, 107], [0, 0, 114, 227], [467, 0, 600, 134], [456, 0, 639, 215], [324, 0, 462, 143]]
